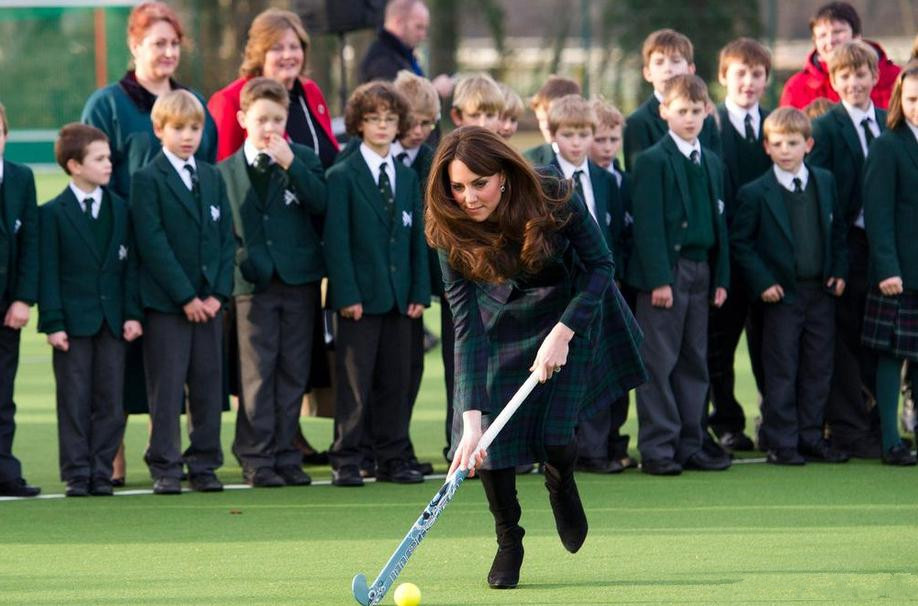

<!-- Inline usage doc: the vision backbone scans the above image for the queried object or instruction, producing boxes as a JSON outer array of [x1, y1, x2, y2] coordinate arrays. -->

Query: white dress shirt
[[243, 139, 273, 167], [668, 130, 702, 161], [724, 98, 760, 140], [162, 147, 197, 191], [773, 163, 809, 193], [556, 154, 597, 222], [841, 100, 880, 157], [68, 182, 103, 218], [390, 140, 419, 167], [359, 142, 396, 195], [908, 121, 918, 144]]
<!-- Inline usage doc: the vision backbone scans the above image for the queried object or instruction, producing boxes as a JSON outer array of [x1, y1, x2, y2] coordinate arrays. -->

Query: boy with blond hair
[[449, 72, 503, 132], [706, 37, 774, 451], [623, 29, 720, 170], [731, 108, 848, 465], [497, 83, 524, 140], [523, 75, 581, 165], [131, 90, 235, 494], [589, 98, 626, 186], [626, 75, 730, 476], [810, 39, 887, 457]]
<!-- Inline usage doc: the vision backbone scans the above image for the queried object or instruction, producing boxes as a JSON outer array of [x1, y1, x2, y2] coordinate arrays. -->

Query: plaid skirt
[[452, 282, 646, 469], [861, 289, 918, 361]]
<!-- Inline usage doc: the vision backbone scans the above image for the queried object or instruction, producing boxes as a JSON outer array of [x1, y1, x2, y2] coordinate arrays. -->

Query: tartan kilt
[[452, 280, 646, 469], [861, 289, 918, 361]]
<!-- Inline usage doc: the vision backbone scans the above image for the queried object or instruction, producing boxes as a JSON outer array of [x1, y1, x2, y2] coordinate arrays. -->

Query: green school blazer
[[715, 104, 771, 222], [625, 135, 730, 293], [730, 166, 847, 302], [38, 187, 141, 336], [522, 143, 555, 167], [863, 126, 918, 288], [623, 94, 722, 171], [323, 150, 431, 313], [0, 160, 39, 305], [219, 144, 326, 296], [130, 152, 235, 313], [810, 104, 886, 227]]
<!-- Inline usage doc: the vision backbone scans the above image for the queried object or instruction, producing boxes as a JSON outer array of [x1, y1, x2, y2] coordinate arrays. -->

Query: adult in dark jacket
[[428, 127, 645, 590], [779, 2, 900, 110], [80, 0, 217, 486]]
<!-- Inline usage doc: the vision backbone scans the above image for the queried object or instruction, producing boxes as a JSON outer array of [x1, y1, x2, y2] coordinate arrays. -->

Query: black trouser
[[233, 281, 317, 470], [330, 311, 413, 469], [0, 318, 23, 483], [53, 327, 126, 482], [760, 284, 835, 450], [826, 228, 880, 447], [707, 265, 765, 434], [143, 311, 225, 479]]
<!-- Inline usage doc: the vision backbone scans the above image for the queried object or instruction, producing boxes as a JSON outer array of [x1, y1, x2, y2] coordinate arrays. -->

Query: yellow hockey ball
[[393, 582, 421, 606]]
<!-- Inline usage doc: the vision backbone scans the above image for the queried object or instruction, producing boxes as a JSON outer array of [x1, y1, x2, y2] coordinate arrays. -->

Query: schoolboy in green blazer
[[731, 107, 848, 465], [39, 124, 143, 497], [0, 105, 41, 497], [324, 82, 430, 487], [218, 78, 326, 488], [130, 91, 234, 495], [807, 41, 887, 457], [626, 75, 731, 476]]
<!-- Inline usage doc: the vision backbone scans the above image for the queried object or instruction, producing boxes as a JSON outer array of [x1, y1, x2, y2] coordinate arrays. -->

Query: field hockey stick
[[352, 370, 542, 606]]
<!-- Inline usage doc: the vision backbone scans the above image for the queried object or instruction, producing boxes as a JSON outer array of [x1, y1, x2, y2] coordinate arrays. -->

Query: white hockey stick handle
[[453, 370, 541, 479]]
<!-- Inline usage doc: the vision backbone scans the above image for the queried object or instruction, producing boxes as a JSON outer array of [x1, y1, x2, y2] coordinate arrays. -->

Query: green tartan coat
[[442, 194, 646, 468]]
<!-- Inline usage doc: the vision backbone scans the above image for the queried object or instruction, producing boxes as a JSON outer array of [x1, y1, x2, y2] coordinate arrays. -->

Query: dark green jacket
[[81, 77, 218, 200], [810, 104, 886, 227], [625, 135, 729, 292], [715, 104, 771, 223], [219, 144, 326, 296], [623, 94, 722, 171], [523, 143, 555, 167], [863, 126, 918, 288], [0, 160, 39, 305], [38, 187, 141, 336], [731, 166, 847, 302], [323, 149, 431, 313], [130, 152, 235, 313]]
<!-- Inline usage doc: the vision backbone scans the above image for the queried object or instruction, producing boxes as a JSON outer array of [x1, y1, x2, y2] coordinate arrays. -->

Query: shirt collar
[[360, 142, 393, 170], [390, 140, 419, 165], [909, 122, 918, 144], [773, 163, 809, 192], [725, 98, 760, 129], [243, 139, 270, 166], [841, 100, 877, 126], [668, 130, 701, 159], [69, 181, 103, 205], [555, 153, 589, 180], [0, 157, 4, 183], [162, 147, 195, 174], [653, 90, 663, 103]]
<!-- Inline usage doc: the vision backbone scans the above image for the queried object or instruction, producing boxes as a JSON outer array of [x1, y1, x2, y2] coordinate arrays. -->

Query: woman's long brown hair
[[425, 126, 570, 283], [887, 60, 918, 130]]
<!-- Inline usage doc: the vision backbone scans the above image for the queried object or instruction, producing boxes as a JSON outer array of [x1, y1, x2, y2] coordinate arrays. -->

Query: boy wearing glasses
[[324, 81, 431, 487]]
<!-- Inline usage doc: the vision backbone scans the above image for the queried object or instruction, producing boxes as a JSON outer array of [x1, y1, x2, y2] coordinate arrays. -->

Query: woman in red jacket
[[208, 8, 339, 168]]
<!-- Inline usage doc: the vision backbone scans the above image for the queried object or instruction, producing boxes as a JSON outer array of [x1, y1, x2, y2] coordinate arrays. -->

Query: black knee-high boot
[[478, 467, 524, 589], [544, 441, 588, 553]]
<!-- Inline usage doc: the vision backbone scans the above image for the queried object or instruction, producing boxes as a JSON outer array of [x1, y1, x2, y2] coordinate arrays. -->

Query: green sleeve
[[730, 184, 776, 298], [14, 169, 39, 305], [124, 219, 143, 323], [630, 151, 672, 289], [323, 168, 361, 310], [37, 204, 64, 334], [288, 147, 327, 215], [408, 175, 431, 306], [214, 176, 236, 301]]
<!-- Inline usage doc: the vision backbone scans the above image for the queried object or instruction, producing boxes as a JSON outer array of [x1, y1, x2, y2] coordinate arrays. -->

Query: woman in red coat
[[208, 8, 339, 167]]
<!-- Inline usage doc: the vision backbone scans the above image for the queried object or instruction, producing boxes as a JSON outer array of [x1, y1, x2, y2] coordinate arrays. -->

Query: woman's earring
[[500, 183, 506, 192]]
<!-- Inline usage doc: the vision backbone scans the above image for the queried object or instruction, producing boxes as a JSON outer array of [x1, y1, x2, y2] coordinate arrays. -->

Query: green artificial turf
[[0, 172, 916, 605]]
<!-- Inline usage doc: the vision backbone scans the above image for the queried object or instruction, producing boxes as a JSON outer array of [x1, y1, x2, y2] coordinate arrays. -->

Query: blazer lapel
[[899, 127, 918, 174], [393, 163, 413, 234], [717, 105, 739, 179], [351, 154, 390, 226], [60, 188, 103, 262], [198, 166, 216, 227], [588, 161, 611, 232], [648, 96, 667, 139], [104, 191, 126, 268], [156, 154, 200, 225], [762, 172, 794, 244], [263, 167, 286, 210], [662, 137, 691, 216], [833, 106, 865, 164], [876, 108, 887, 135], [0, 160, 13, 236]]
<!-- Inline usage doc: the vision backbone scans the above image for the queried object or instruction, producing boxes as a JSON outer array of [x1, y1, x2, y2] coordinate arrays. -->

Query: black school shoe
[[882, 443, 917, 466], [640, 458, 683, 476], [576, 457, 625, 474], [244, 467, 284, 487], [153, 477, 182, 495], [719, 431, 756, 452], [189, 473, 224, 492], [682, 450, 731, 471], [376, 459, 424, 484], [0, 477, 41, 497], [800, 439, 850, 463], [766, 448, 806, 466], [409, 458, 434, 476], [332, 465, 365, 487], [90, 478, 114, 496], [65, 478, 90, 497], [276, 465, 312, 486]]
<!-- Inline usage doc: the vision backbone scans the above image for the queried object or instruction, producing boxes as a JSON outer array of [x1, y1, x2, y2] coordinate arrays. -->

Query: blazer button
[[263, 215, 268, 222], [267, 240, 273, 246], [391, 265, 397, 272], [100, 295, 107, 301], [681, 221, 688, 228], [674, 244, 682, 252], [202, 264, 208, 272]]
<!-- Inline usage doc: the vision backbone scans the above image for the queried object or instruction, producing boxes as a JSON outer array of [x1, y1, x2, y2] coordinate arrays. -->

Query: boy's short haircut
[[810, 2, 861, 36], [0, 102, 7, 135], [393, 70, 441, 119], [828, 40, 879, 77], [590, 97, 624, 130], [343, 81, 410, 137], [240, 77, 290, 112], [803, 97, 834, 120], [547, 94, 596, 135], [763, 107, 812, 141], [529, 75, 581, 111], [499, 83, 524, 119], [55, 123, 109, 174], [451, 73, 504, 115], [661, 74, 710, 107], [718, 37, 772, 78], [151, 89, 205, 129], [642, 28, 694, 67]]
